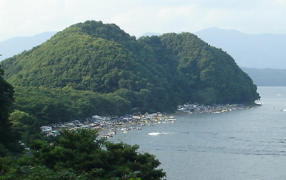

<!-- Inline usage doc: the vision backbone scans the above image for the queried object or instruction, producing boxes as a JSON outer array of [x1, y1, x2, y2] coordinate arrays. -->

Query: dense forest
[[0, 20, 259, 151], [0, 65, 165, 179], [0, 20, 260, 179], [0, 129, 165, 180], [0, 64, 21, 155], [1, 21, 259, 123]]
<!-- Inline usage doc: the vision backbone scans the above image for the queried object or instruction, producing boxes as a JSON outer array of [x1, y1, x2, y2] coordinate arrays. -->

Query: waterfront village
[[40, 104, 253, 138]]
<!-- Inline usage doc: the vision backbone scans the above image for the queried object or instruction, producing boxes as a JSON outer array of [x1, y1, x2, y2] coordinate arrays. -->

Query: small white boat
[[213, 111, 221, 114], [148, 132, 168, 136], [148, 132, 161, 136]]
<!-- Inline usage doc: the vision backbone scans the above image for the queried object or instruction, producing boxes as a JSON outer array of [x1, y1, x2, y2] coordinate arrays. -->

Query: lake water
[[112, 87, 286, 180]]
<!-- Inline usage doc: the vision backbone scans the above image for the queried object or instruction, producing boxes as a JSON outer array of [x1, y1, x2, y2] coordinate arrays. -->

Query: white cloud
[[0, 0, 285, 41]]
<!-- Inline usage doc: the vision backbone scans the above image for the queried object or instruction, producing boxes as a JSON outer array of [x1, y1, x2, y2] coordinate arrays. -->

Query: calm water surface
[[112, 87, 286, 180]]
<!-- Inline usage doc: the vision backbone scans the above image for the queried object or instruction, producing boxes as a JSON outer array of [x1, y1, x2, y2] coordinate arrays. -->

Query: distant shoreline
[[41, 103, 259, 138]]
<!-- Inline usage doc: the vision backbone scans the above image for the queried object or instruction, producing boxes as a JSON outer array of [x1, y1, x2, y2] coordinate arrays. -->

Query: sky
[[0, 0, 286, 41]]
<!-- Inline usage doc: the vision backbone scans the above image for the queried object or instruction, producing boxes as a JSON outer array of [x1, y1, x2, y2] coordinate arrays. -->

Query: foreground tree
[[0, 129, 166, 180], [0, 65, 21, 156]]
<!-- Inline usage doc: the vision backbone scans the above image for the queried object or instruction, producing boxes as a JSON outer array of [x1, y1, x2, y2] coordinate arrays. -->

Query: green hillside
[[1, 21, 259, 120], [158, 33, 259, 104]]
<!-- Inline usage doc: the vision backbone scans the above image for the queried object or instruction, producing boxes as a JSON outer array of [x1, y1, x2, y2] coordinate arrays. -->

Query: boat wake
[[148, 132, 169, 136]]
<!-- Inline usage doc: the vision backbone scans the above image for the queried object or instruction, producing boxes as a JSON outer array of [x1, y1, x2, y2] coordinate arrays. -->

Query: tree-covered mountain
[[1, 21, 259, 118], [152, 33, 259, 104]]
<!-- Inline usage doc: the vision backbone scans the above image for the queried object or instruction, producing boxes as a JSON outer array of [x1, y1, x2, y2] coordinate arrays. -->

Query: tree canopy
[[0, 65, 165, 179], [0, 129, 166, 180], [0, 65, 21, 156], [0, 20, 260, 179], [1, 20, 260, 122]]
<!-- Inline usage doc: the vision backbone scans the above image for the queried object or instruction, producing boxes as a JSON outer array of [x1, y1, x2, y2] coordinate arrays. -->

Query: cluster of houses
[[40, 113, 176, 138], [177, 104, 250, 114]]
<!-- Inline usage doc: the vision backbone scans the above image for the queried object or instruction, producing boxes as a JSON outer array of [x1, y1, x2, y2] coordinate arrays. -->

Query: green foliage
[[0, 65, 22, 156], [156, 32, 260, 104], [0, 21, 260, 179], [13, 87, 132, 124], [0, 129, 165, 180], [9, 86, 134, 146], [0, 65, 14, 124], [9, 110, 40, 145], [1, 21, 260, 126]]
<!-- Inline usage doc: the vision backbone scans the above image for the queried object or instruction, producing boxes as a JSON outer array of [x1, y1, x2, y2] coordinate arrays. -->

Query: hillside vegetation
[[2, 21, 259, 123]]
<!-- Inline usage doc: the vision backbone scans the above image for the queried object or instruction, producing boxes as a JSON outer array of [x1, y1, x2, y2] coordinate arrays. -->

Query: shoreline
[[41, 113, 176, 138], [40, 103, 259, 137], [177, 103, 258, 114]]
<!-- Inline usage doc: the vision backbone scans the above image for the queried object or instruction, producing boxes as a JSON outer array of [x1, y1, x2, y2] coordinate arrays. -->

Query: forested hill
[[1, 21, 259, 117]]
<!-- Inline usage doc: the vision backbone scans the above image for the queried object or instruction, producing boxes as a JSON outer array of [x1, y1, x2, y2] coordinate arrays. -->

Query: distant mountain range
[[0, 32, 56, 61], [242, 67, 286, 86], [196, 27, 286, 69]]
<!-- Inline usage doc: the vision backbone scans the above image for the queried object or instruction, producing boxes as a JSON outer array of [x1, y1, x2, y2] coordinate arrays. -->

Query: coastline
[[40, 103, 259, 137], [177, 103, 258, 114]]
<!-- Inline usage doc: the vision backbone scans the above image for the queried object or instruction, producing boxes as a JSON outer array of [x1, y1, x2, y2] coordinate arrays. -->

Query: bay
[[112, 87, 286, 180]]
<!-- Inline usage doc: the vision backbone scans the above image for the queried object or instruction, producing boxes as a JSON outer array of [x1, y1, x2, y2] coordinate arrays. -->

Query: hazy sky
[[0, 0, 286, 41]]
